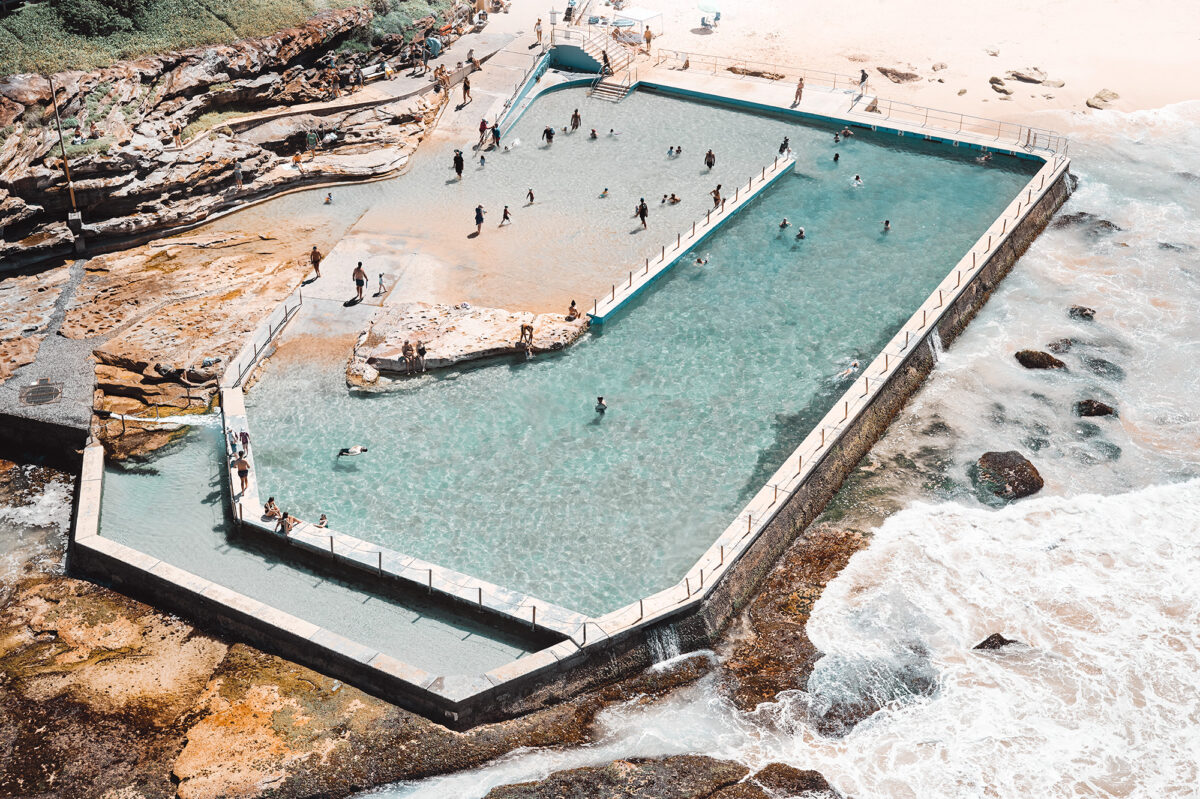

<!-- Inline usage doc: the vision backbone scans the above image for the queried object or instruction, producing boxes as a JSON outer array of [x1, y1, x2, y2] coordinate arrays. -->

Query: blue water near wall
[[244, 90, 1035, 615]]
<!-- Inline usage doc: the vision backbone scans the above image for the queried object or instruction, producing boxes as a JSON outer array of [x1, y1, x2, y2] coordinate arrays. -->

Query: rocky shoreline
[[0, 6, 458, 267]]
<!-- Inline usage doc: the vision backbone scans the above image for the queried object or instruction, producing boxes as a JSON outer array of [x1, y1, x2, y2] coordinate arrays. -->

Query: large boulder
[[751, 763, 838, 796], [1075, 399, 1115, 417], [1015, 350, 1065, 369], [977, 451, 1044, 499], [974, 633, 1021, 650]]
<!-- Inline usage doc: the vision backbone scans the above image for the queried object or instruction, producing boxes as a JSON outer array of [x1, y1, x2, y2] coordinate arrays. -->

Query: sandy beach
[[488, 0, 1196, 120]]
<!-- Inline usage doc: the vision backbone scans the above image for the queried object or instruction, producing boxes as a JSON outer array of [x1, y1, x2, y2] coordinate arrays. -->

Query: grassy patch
[[62, 136, 115, 158], [0, 0, 366, 75], [181, 109, 246, 141]]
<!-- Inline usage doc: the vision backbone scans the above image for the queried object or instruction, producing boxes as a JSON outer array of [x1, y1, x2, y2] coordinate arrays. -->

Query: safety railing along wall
[[585, 152, 1073, 641], [590, 152, 795, 322], [654, 48, 1066, 155], [222, 288, 304, 391]]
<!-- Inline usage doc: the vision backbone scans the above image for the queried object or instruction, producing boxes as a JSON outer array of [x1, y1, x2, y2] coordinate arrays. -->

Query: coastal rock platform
[[348, 302, 588, 387]]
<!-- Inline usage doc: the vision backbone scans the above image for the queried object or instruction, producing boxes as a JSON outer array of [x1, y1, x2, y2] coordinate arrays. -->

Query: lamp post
[[47, 75, 83, 251]]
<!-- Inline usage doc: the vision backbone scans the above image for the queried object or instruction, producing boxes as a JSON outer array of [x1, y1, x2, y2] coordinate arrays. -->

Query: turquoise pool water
[[244, 89, 1037, 615], [99, 425, 544, 673]]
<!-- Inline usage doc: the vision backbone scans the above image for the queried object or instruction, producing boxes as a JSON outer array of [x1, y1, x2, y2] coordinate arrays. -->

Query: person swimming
[[883, 219, 891, 232], [837, 360, 860, 379], [337, 445, 369, 457], [795, 227, 806, 240], [668, 193, 680, 204], [779, 218, 790, 229], [852, 174, 864, 187], [595, 396, 607, 413], [323, 192, 332, 204], [600, 187, 609, 198], [590, 128, 598, 138]]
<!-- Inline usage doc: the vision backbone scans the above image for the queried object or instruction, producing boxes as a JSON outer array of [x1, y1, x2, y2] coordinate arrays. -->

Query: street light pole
[[46, 75, 78, 215]]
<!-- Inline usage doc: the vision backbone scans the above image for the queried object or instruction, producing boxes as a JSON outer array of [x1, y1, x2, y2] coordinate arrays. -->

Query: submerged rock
[[1052, 212, 1122, 237], [1075, 399, 1116, 417], [974, 633, 1021, 650], [1046, 338, 1074, 354], [977, 451, 1044, 499], [1069, 304, 1097, 321], [1015, 349, 1066, 369], [1083, 356, 1125, 381]]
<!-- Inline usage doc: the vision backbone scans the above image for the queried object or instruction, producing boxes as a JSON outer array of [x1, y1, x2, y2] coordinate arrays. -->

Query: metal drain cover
[[19, 378, 63, 406]]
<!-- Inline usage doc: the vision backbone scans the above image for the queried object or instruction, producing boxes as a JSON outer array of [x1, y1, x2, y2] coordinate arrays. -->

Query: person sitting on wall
[[263, 497, 282, 520]]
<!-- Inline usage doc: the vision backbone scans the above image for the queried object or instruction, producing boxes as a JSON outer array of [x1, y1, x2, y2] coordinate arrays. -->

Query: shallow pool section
[[99, 426, 542, 674], [244, 90, 1037, 616]]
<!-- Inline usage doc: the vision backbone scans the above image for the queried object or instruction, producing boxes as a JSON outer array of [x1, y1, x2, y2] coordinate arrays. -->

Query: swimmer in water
[[833, 152, 840, 163], [600, 187, 609, 198], [695, 256, 708, 265], [883, 219, 891, 232], [852, 174, 863, 187], [323, 192, 332, 204], [590, 128, 598, 138], [977, 152, 992, 163], [668, 193, 680, 204], [795, 227, 806, 240], [837, 360, 860, 379], [337, 445, 369, 457], [595, 396, 607, 413], [779, 218, 790, 230], [834, 133, 841, 144]]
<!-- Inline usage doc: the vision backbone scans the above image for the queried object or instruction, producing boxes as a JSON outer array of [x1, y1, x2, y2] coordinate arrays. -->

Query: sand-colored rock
[[350, 302, 589, 385]]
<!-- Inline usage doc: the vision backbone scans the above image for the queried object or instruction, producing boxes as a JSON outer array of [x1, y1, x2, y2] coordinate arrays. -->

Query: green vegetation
[[62, 136, 115, 158], [181, 108, 247, 141], [372, 0, 449, 42], [0, 0, 366, 76]]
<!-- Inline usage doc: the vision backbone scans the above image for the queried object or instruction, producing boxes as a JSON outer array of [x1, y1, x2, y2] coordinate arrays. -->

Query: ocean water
[[246, 88, 1034, 615], [359, 103, 1200, 799]]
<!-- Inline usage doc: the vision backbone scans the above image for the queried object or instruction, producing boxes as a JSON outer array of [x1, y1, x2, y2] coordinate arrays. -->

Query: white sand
[[488, 0, 1198, 121]]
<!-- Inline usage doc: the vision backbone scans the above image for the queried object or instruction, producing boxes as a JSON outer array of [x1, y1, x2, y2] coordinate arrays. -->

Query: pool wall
[[70, 63, 1073, 728]]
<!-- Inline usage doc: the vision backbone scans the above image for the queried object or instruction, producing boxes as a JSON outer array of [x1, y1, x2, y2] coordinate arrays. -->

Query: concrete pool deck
[[70, 38, 1072, 727]]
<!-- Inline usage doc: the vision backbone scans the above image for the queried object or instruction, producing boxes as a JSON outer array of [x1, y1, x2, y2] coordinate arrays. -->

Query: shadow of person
[[301, 276, 319, 286], [343, 297, 362, 307], [467, 231, 480, 239]]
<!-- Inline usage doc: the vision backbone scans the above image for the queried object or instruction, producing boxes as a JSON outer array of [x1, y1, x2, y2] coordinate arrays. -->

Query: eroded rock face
[[977, 450, 1044, 499], [1086, 88, 1120, 110], [751, 763, 838, 797], [1015, 349, 1066, 369], [483, 756, 750, 799], [0, 264, 69, 384], [0, 6, 449, 264], [1069, 305, 1097, 321]]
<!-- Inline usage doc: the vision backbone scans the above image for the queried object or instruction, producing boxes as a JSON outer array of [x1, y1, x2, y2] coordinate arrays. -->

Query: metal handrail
[[654, 47, 1066, 153]]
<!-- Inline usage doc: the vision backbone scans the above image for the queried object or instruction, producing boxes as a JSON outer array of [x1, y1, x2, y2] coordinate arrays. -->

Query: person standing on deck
[[637, 198, 649, 229], [453, 149, 464, 179], [643, 27, 653, 54], [475, 204, 486, 234], [535, 18, 543, 46], [491, 121, 501, 148], [793, 77, 804, 106], [859, 69, 869, 91], [462, 75, 472, 103]]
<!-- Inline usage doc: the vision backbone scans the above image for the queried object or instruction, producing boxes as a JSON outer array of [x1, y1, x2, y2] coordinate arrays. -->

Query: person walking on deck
[[453, 149, 464, 179], [859, 69, 869, 91], [475, 204, 486, 234], [233, 454, 250, 494], [352, 262, 368, 301], [309, 246, 322, 279]]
